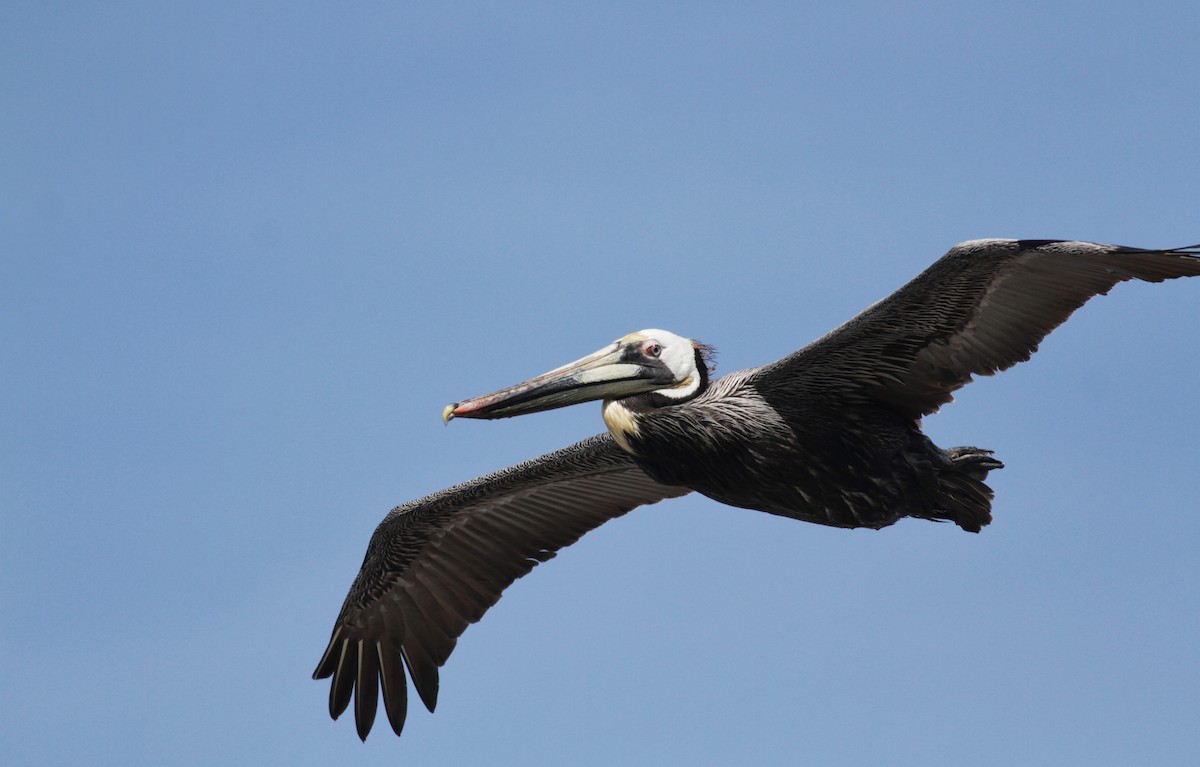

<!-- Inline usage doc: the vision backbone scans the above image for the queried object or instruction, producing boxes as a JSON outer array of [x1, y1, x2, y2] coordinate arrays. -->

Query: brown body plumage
[[613, 369, 1001, 531]]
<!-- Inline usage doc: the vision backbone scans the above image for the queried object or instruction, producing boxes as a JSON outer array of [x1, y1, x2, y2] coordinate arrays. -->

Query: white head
[[611, 329, 707, 404]]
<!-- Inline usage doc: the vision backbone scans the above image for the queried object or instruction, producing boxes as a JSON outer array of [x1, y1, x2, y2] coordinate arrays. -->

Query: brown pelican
[[314, 238, 1199, 740]]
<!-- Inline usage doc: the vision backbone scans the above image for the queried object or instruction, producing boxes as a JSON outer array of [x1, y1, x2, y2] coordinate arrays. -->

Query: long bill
[[443, 339, 669, 423]]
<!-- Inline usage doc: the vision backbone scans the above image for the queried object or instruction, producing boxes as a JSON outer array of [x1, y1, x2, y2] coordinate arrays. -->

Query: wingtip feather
[[328, 637, 355, 720], [354, 638, 380, 741], [377, 641, 410, 737]]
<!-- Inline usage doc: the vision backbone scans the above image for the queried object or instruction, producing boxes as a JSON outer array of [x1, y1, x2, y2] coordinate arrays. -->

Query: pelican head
[[445, 329, 712, 422]]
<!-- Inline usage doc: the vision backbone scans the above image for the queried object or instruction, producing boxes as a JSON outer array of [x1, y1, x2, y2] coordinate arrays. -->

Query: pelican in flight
[[315, 238, 1199, 739]]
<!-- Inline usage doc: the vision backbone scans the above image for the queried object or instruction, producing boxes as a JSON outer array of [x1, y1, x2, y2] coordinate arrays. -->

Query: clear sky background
[[3, 2, 1199, 765]]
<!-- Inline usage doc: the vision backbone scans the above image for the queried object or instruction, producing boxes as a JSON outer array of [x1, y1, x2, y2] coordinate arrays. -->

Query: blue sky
[[3, 2, 1199, 764]]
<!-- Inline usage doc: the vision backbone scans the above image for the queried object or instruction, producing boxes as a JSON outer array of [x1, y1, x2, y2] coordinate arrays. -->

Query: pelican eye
[[643, 341, 663, 358]]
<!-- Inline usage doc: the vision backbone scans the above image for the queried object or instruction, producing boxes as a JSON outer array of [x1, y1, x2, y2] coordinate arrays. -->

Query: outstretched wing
[[313, 433, 690, 740], [756, 239, 1200, 418]]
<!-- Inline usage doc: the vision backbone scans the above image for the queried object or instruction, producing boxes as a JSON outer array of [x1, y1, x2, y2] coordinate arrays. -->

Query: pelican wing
[[313, 433, 690, 740], [757, 239, 1200, 418]]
